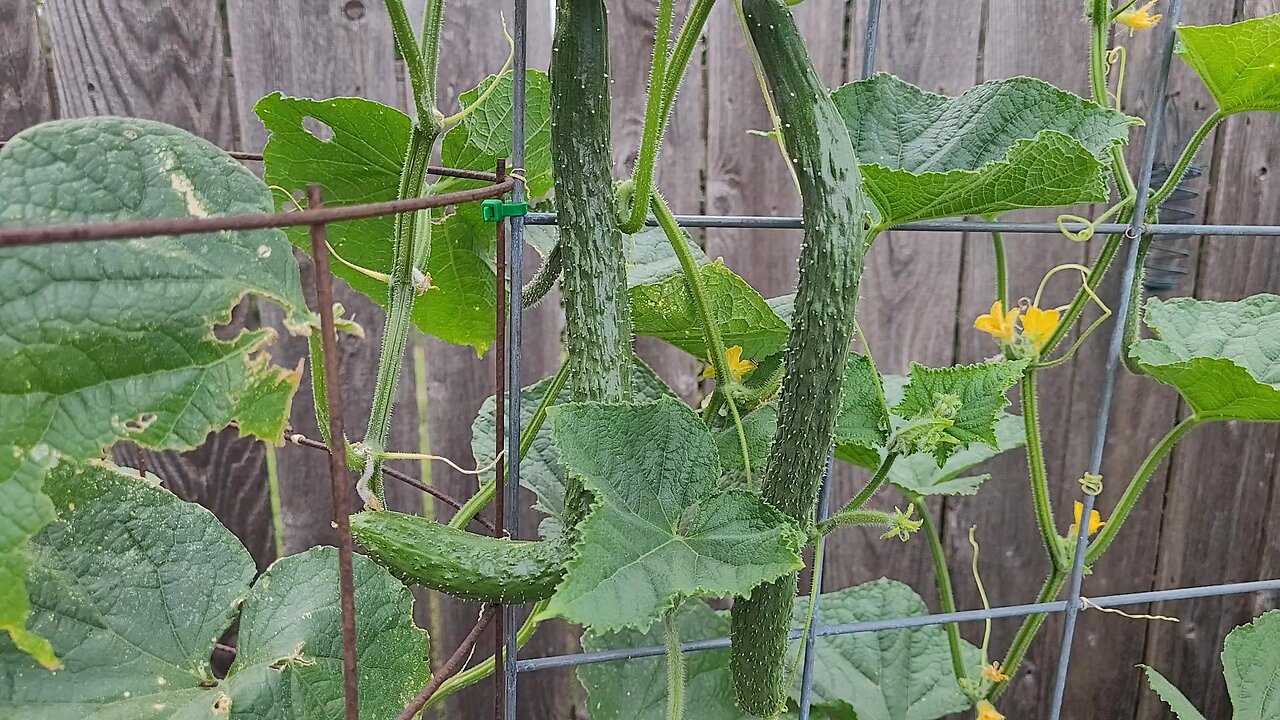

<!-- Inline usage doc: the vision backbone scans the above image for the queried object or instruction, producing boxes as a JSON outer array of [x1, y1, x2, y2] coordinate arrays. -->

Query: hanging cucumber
[[351, 511, 566, 603], [728, 0, 872, 715], [551, 0, 634, 528]]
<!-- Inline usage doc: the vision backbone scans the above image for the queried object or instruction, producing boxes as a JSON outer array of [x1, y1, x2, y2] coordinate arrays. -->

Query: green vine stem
[[1089, 0, 1137, 197], [1022, 372, 1067, 570], [425, 598, 550, 707], [1038, 206, 1133, 357], [782, 526, 828, 705], [830, 452, 899, 519], [448, 361, 570, 530], [1148, 110, 1225, 208], [991, 568, 1068, 698], [665, 605, 687, 720], [308, 332, 332, 445], [651, 191, 754, 486], [915, 496, 968, 687], [386, 0, 434, 126], [522, 242, 562, 308], [815, 509, 893, 536], [991, 229, 1009, 311], [619, 0, 675, 233], [659, 0, 715, 124], [419, 0, 446, 121], [1085, 416, 1201, 563]]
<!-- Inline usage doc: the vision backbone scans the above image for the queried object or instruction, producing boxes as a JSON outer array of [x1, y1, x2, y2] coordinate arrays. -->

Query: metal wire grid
[[498, 1, 1280, 719]]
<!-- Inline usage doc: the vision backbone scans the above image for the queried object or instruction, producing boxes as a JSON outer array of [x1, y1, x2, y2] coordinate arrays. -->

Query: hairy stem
[[991, 230, 1009, 310], [1086, 416, 1201, 563], [659, 0, 715, 123], [665, 607, 687, 720], [1022, 372, 1066, 570], [386, 0, 431, 125], [424, 599, 549, 707], [991, 568, 1067, 698], [916, 497, 968, 686], [815, 509, 893, 536], [833, 452, 899, 518], [522, 242, 563, 308], [619, 0, 675, 233], [1148, 111, 1225, 210], [419, 0, 446, 120]]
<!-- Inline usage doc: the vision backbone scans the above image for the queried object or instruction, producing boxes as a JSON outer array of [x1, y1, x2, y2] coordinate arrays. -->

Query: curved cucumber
[[351, 511, 566, 604], [729, 0, 872, 715]]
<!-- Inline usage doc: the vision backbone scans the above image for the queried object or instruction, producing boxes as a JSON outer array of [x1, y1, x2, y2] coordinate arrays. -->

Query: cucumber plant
[[2, 2, 1279, 720]]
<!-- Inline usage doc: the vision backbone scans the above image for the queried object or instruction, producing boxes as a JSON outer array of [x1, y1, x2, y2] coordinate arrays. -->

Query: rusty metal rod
[[0, 177, 515, 248], [307, 185, 360, 720], [397, 605, 499, 720]]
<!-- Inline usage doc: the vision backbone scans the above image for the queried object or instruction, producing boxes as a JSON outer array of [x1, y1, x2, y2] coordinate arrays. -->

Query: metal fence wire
[[2, 1, 1279, 719]]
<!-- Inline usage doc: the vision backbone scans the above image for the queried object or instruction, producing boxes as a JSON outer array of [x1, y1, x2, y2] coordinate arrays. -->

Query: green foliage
[[0, 118, 305, 666], [439, 70, 555, 199], [834, 353, 893, 466], [888, 414, 1025, 497], [1131, 294, 1280, 421], [526, 222, 710, 290], [831, 74, 1137, 226], [631, 260, 790, 362], [545, 397, 804, 631], [893, 360, 1028, 463], [0, 462, 429, 719], [1142, 610, 1280, 720], [577, 580, 977, 720], [1177, 13, 1280, 114]]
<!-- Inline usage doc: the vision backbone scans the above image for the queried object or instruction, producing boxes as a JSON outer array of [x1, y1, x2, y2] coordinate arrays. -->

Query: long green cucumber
[[550, 0, 633, 528], [351, 511, 567, 604], [728, 0, 872, 715]]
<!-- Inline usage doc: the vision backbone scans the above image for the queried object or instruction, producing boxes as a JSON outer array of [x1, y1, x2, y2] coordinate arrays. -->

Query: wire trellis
[[3, 1, 1277, 718]]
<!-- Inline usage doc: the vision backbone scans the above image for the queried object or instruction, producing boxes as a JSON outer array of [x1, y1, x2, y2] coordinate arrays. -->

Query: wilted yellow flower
[[701, 345, 757, 382], [1071, 500, 1106, 538], [974, 301, 1021, 343], [976, 700, 1005, 720], [1020, 306, 1061, 350], [982, 662, 1010, 683], [1117, 0, 1162, 33]]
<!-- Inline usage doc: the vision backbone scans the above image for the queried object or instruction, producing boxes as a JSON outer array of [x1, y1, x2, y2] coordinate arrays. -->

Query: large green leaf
[[255, 88, 535, 352], [438, 70, 554, 200], [546, 397, 803, 631], [1131, 294, 1280, 422], [792, 579, 979, 720], [1222, 610, 1280, 720], [471, 359, 676, 540], [834, 353, 892, 466], [0, 462, 429, 719], [0, 117, 306, 666], [893, 360, 1027, 464], [631, 261, 790, 362], [1141, 666, 1207, 720], [888, 413, 1024, 497], [832, 74, 1137, 225], [1177, 14, 1280, 114]]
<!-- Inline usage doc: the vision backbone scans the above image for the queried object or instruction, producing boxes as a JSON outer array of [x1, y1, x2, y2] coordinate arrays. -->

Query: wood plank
[[1137, 0, 1280, 710], [41, 0, 283, 568], [940, 2, 1096, 716], [0, 0, 54, 136], [1051, 0, 1231, 714], [822, 0, 981, 610]]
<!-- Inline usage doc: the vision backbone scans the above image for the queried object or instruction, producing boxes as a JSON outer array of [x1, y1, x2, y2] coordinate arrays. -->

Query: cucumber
[[350, 511, 567, 604], [550, 0, 633, 528], [729, 0, 872, 715]]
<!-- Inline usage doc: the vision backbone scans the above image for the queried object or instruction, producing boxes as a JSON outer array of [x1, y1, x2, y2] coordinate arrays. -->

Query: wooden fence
[[2, 0, 1277, 717]]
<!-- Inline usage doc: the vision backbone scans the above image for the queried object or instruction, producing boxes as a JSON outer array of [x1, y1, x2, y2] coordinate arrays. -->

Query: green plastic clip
[[480, 198, 528, 222]]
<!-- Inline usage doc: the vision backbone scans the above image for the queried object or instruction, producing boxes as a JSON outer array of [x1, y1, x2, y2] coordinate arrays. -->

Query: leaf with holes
[[831, 74, 1138, 225], [631, 261, 791, 362], [1131, 294, 1280, 422], [545, 398, 803, 631], [0, 117, 305, 666], [1177, 13, 1280, 114], [0, 461, 429, 719], [438, 70, 554, 199], [892, 360, 1028, 464], [255, 92, 502, 351], [471, 359, 676, 540]]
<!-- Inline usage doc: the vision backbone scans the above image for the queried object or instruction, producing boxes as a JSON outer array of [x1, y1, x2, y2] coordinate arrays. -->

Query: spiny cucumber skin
[[351, 511, 566, 604], [730, 0, 871, 715]]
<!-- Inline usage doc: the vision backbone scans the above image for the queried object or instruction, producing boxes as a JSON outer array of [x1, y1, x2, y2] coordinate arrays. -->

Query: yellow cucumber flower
[[1020, 306, 1061, 350], [982, 662, 1010, 683], [1117, 0, 1162, 34], [974, 301, 1021, 343], [1071, 500, 1106, 538], [701, 345, 757, 382], [975, 700, 1005, 720]]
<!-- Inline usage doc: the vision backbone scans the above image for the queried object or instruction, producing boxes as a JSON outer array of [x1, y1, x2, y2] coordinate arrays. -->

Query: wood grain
[[0, 0, 54, 135]]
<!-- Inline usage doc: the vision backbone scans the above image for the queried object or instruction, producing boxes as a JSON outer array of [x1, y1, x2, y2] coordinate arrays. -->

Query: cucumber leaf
[[0, 462, 428, 720], [471, 359, 676, 540], [835, 353, 893, 466], [832, 74, 1137, 226], [714, 403, 778, 473], [1141, 666, 1207, 720], [546, 397, 804, 631], [1222, 610, 1280, 720], [524, 222, 710, 289], [1177, 14, 1280, 114], [0, 118, 305, 667], [888, 414, 1024, 497], [631, 260, 790, 361], [892, 360, 1028, 464], [1131, 294, 1280, 422]]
